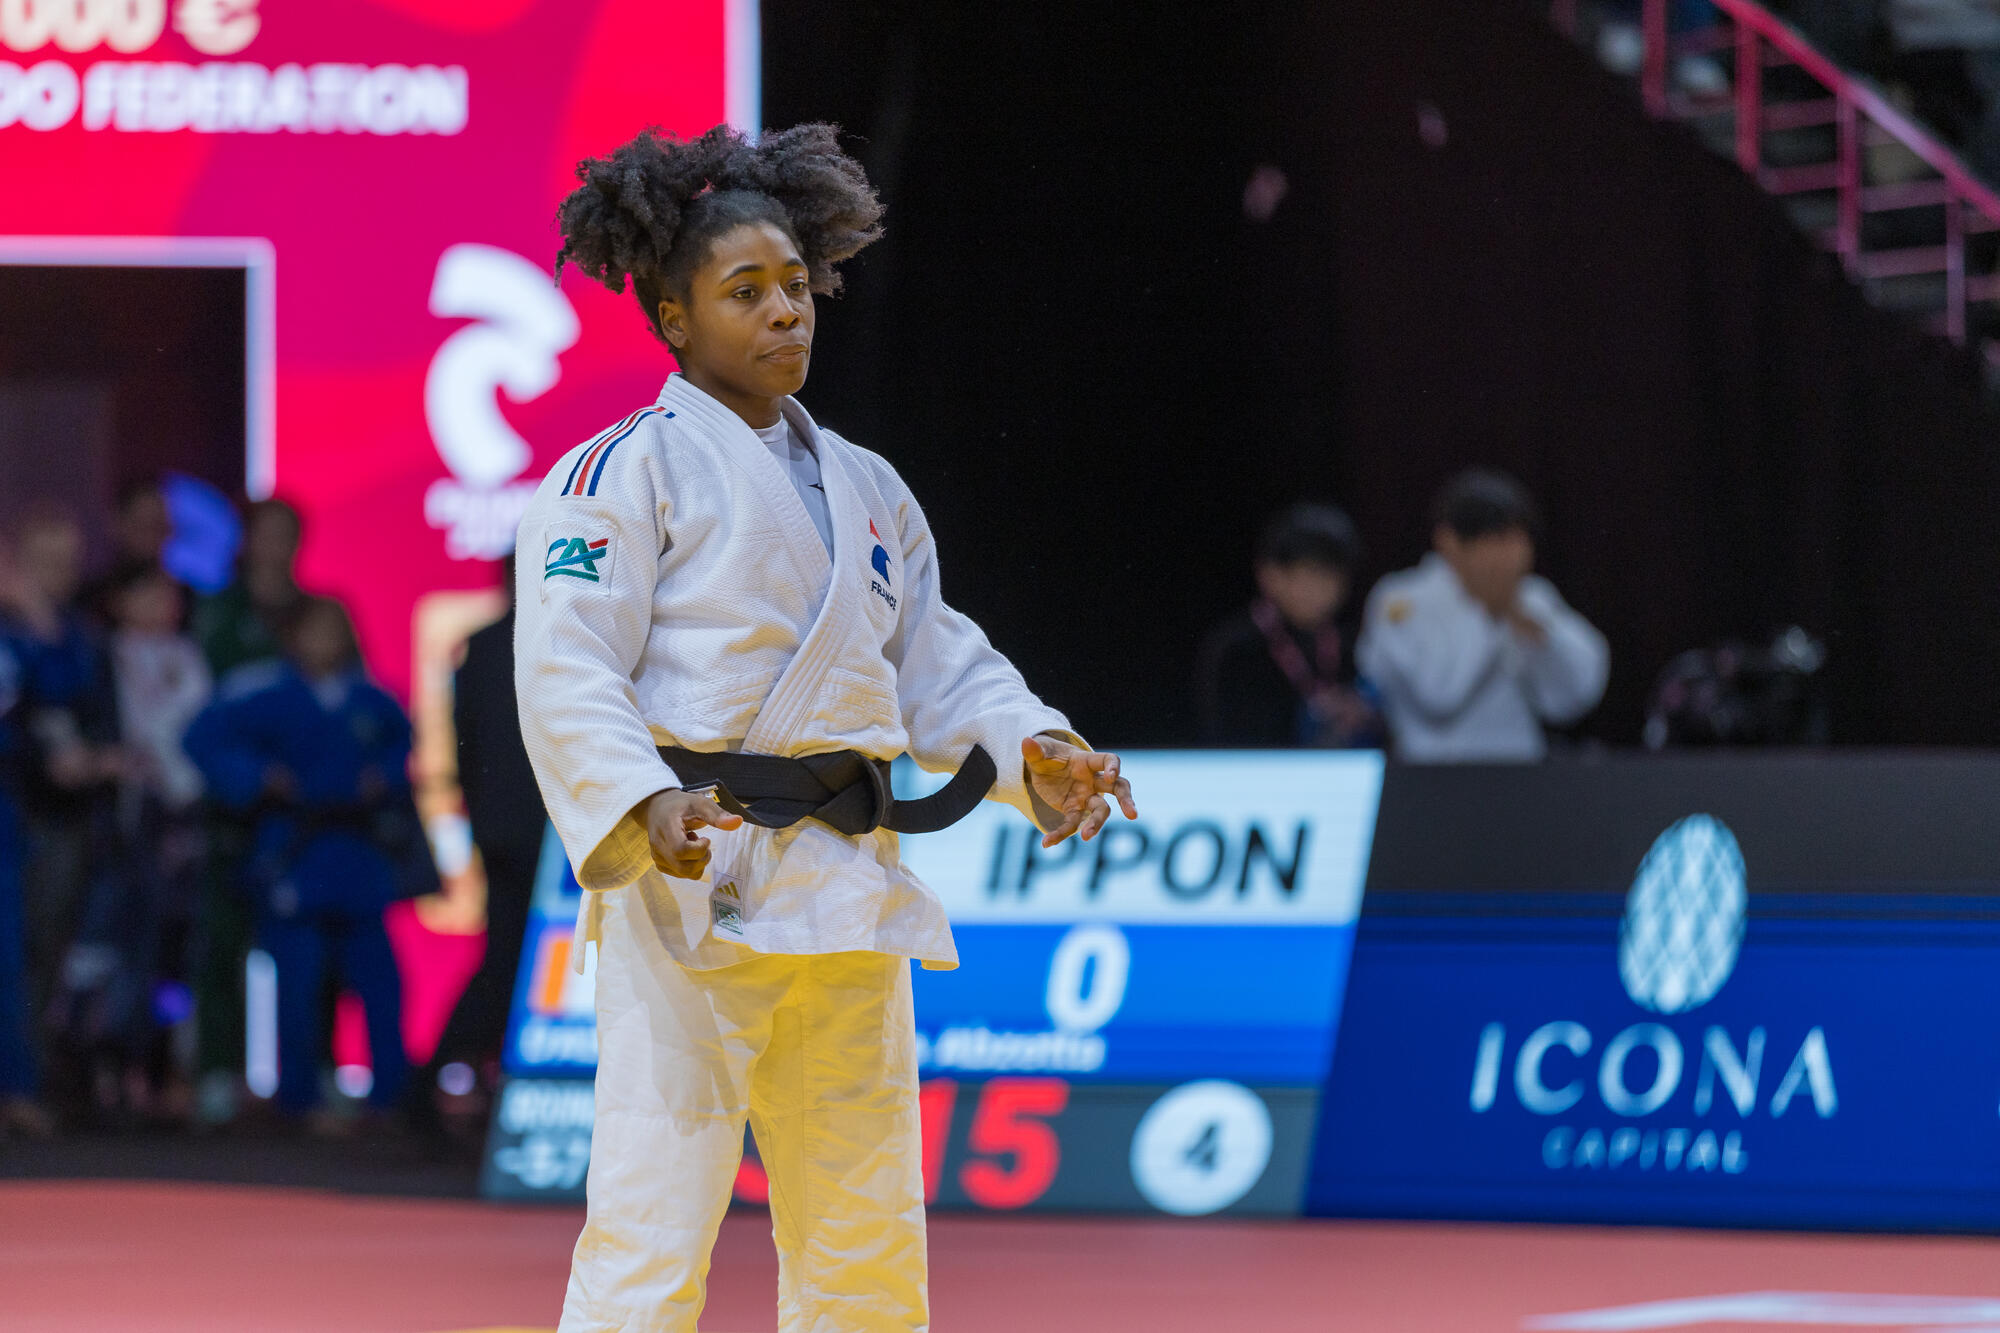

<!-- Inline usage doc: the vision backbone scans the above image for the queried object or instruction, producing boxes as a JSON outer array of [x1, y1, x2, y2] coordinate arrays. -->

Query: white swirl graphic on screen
[[424, 243, 580, 559], [1618, 814, 1746, 1014]]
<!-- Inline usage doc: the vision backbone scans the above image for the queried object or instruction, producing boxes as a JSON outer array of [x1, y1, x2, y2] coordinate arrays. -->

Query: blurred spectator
[[187, 496, 304, 1126], [112, 480, 173, 566], [192, 497, 304, 682], [184, 597, 413, 1129], [1645, 625, 1831, 747], [0, 592, 54, 1139], [1194, 504, 1384, 747], [3, 512, 125, 1065], [1358, 469, 1608, 763], [107, 565, 209, 820], [415, 556, 543, 1134], [80, 479, 178, 622], [54, 563, 210, 1120]]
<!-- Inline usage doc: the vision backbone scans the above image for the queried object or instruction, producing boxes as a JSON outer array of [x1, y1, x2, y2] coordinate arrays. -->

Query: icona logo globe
[[1618, 815, 1746, 1014]]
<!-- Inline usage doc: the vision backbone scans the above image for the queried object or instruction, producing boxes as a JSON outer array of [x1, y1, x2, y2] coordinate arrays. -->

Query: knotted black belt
[[658, 744, 996, 836]]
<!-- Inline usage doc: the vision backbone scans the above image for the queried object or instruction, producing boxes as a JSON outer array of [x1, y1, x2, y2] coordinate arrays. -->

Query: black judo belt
[[658, 744, 996, 837]]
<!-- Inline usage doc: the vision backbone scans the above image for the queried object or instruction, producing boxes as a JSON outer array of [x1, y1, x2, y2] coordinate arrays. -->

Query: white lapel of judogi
[[658, 373, 831, 592], [655, 374, 866, 759], [742, 394, 868, 757]]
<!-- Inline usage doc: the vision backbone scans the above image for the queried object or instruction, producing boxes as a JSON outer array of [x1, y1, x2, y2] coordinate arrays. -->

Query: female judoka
[[516, 122, 1137, 1332]]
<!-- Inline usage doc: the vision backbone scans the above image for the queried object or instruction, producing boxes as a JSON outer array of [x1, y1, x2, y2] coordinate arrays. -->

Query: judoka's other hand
[[1023, 735, 1138, 848], [639, 789, 744, 880]]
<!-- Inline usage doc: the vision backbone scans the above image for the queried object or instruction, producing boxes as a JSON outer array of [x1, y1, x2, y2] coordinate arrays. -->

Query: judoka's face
[[659, 221, 815, 421]]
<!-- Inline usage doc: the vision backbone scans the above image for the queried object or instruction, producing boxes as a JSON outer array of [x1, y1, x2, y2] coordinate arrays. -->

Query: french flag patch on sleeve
[[560, 407, 672, 497]]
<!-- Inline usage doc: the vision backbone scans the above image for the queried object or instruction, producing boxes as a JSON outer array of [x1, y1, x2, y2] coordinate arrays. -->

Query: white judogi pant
[[559, 888, 929, 1333]]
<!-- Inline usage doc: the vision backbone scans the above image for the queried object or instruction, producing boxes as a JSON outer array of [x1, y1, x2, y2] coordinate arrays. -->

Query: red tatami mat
[[4, 1181, 2000, 1332]]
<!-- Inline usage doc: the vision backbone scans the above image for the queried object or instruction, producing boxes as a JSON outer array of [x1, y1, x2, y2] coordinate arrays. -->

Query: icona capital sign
[[1469, 815, 1837, 1177]]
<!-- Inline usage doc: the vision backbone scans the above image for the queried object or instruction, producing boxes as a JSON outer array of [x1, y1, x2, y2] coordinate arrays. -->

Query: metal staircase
[[1555, 0, 2000, 361]]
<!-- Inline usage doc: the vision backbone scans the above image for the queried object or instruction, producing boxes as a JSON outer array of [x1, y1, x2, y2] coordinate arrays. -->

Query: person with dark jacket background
[[414, 555, 544, 1129], [191, 498, 306, 684], [0, 614, 52, 1139], [1194, 502, 1384, 748], [188, 495, 307, 1128], [79, 479, 179, 623], [5, 511, 127, 1110]]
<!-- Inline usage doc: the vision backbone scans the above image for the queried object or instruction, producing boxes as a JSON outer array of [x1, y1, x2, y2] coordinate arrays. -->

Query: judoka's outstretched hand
[[638, 788, 745, 880], [1023, 735, 1138, 848]]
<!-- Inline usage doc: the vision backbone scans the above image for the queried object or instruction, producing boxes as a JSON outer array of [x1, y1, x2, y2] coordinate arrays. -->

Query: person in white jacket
[[518, 123, 1136, 1333], [1357, 469, 1608, 762]]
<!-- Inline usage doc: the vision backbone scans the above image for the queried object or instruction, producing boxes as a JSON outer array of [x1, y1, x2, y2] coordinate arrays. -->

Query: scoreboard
[[482, 750, 1385, 1216], [485, 751, 2000, 1232]]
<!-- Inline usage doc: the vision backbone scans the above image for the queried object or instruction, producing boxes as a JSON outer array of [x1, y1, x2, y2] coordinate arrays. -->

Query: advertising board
[[1309, 755, 2000, 1229], [0, 0, 752, 697]]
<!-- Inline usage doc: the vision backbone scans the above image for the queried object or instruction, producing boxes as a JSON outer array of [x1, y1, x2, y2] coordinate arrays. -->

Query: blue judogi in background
[[183, 600, 417, 1117], [0, 627, 35, 1106]]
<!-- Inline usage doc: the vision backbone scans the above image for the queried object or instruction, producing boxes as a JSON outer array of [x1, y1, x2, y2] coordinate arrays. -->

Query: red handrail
[[1703, 0, 2000, 216], [1558, 0, 2000, 344]]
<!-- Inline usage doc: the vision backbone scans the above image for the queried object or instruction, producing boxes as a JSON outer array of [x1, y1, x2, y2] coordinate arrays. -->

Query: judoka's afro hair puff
[[554, 122, 884, 341]]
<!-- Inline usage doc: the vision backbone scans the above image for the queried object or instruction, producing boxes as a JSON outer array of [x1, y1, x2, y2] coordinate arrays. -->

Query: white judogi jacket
[[515, 374, 1076, 971], [1357, 553, 1608, 763]]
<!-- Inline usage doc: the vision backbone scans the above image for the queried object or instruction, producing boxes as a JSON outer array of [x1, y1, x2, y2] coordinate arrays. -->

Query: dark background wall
[[765, 0, 2000, 748], [761, 1, 1254, 745], [0, 266, 245, 542]]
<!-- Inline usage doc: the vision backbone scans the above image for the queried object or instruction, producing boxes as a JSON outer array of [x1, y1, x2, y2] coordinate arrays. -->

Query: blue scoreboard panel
[[1308, 755, 2000, 1231]]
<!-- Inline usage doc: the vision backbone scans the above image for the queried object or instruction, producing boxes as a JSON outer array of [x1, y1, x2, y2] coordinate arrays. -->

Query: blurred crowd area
[[1196, 469, 1827, 759], [0, 481, 534, 1151], [1580, 0, 2000, 183], [0, 468, 1827, 1147]]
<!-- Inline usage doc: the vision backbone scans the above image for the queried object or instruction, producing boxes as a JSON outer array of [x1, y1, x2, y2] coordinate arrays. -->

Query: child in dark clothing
[[1194, 503, 1384, 748]]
